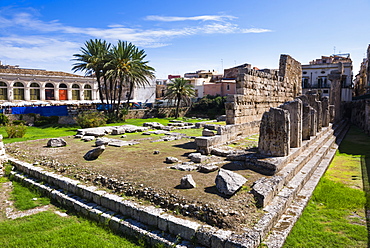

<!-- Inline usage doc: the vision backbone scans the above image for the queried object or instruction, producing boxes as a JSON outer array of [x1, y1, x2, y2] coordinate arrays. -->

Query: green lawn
[[284, 126, 369, 247], [0, 117, 214, 144], [0, 168, 143, 248], [0, 211, 143, 248]]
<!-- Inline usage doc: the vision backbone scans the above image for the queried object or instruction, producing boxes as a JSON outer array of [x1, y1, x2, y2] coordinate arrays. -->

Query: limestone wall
[[226, 55, 302, 125]]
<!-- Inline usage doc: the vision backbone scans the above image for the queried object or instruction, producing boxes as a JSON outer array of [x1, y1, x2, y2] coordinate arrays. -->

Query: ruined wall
[[225, 55, 302, 124], [350, 99, 370, 134]]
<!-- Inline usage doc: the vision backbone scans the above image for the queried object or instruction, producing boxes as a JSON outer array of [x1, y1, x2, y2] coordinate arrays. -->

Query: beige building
[[354, 45, 370, 96], [0, 63, 98, 103]]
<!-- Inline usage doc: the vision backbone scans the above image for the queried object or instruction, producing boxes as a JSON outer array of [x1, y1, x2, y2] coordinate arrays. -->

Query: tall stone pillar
[[306, 92, 322, 132], [279, 98, 302, 148], [258, 107, 290, 157], [302, 104, 311, 140], [321, 97, 330, 127], [328, 64, 343, 123], [310, 107, 317, 136]]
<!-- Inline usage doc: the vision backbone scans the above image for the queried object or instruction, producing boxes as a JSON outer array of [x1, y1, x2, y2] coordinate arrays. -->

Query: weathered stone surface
[[321, 96, 330, 127], [95, 137, 109, 146], [143, 122, 165, 129], [83, 145, 105, 160], [215, 168, 247, 196], [301, 104, 311, 140], [82, 136, 96, 142], [225, 55, 301, 125], [170, 162, 198, 171], [306, 92, 322, 131], [198, 163, 219, 173], [258, 107, 290, 157], [202, 129, 215, 137], [180, 174, 196, 189], [165, 157, 179, 164], [251, 176, 284, 207], [188, 153, 210, 163], [47, 138, 67, 147], [108, 140, 139, 147], [279, 99, 302, 148], [310, 107, 317, 136]]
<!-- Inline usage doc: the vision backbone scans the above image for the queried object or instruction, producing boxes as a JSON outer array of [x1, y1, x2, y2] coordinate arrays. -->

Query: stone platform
[[6, 120, 349, 247]]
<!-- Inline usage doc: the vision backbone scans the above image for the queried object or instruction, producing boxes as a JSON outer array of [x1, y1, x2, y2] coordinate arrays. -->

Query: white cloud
[[145, 15, 236, 22]]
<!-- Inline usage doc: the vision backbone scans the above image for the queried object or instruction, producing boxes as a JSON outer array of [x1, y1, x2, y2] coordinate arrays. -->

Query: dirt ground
[[5, 131, 266, 231]]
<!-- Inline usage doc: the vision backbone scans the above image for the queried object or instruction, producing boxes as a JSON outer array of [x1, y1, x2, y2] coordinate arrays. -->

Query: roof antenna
[[333, 46, 336, 55]]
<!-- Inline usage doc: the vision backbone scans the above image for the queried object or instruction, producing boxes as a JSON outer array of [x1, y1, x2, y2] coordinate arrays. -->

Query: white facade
[[0, 70, 98, 102], [302, 55, 353, 101]]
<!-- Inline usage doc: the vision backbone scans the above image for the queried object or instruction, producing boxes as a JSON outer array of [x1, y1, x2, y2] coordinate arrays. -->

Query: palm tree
[[105, 41, 155, 120], [165, 78, 195, 118], [72, 39, 111, 105]]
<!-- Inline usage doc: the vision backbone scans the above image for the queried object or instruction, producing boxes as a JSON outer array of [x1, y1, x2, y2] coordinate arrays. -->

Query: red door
[[59, 89, 67, 100]]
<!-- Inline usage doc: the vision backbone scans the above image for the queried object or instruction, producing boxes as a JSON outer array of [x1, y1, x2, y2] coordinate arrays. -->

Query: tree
[[164, 78, 195, 118], [72, 39, 111, 106], [73, 39, 155, 121], [106, 41, 155, 120]]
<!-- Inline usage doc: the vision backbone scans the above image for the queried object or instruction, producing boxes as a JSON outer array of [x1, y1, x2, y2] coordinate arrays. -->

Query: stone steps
[[260, 121, 350, 247], [251, 121, 346, 208], [9, 170, 190, 248]]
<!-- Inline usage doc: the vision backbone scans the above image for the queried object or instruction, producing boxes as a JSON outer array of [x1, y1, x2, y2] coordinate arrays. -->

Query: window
[[45, 83, 54, 88], [30, 82, 40, 100], [13, 82, 24, 100], [227, 84, 230, 91], [303, 71, 307, 75], [302, 78, 309, 88], [59, 83, 67, 88], [84, 84, 92, 100], [0, 82, 7, 100], [72, 84, 80, 100]]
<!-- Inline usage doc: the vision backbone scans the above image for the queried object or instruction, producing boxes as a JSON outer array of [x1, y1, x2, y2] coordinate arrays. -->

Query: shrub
[[0, 113, 9, 125], [12, 120, 26, 125], [5, 123, 27, 138], [189, 95, 226, 119], [34, 116, 59, 127], [76, 111, 106, 128]]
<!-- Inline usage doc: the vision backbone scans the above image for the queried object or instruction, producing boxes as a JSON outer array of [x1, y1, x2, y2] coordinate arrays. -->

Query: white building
[[0, 65, 98, 103], [302, 54, 353, 101]]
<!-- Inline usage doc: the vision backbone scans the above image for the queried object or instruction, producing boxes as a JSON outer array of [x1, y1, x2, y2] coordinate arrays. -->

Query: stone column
[[258, 107, 290, 157], [306, 92, 322, 132], [310, 107, 317, 136], [302, 104, 311, 140], [321, 97, 330, 127], [328, 68, 343, 123], [279, 98, 302, 148], [24, 87, 30, 101]]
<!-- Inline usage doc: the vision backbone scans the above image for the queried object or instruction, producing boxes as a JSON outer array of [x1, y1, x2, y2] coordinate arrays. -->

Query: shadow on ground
[[338, 125, 370, 246]]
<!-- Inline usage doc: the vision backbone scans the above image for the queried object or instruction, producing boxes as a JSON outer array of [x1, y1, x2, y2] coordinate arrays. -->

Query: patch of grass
[[284, 126, 369, 248], [0, 125, 78, 144], [0, 211, 142, 248], [10, 181, 50, 211]]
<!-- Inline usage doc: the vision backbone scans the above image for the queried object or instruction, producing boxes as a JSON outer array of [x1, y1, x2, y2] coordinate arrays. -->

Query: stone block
[[167, 215, 201, 241], [302, 104, 311, 140], [310, 107, 317, 137], [279, 98, 302, 148], [258, 107, 290, 157]]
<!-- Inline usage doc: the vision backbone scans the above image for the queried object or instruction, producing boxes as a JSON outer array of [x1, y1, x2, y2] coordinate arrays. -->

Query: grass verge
[[10, 181, 50, 211], [283, 126, 369, 247], [0, 211, 143, 248]]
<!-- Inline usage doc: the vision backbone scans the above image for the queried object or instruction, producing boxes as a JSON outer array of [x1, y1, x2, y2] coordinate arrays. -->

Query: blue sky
[[0, 0, 369, 78]]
